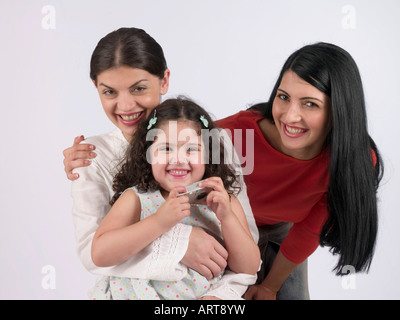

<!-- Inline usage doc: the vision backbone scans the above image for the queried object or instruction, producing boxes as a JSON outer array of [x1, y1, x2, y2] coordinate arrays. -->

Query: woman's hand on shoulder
[[63, 135, 96, 180]]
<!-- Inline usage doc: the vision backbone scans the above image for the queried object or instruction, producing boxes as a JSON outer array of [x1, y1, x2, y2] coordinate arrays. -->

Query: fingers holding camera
[[199, 177, 225, 192], [200, 177, 231, 220], [168, 186, 187, 200], [156, 187, 190, 230]]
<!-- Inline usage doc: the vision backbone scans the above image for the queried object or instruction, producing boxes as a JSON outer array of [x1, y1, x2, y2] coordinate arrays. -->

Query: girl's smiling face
[[95, 66, 169, 142], [272, 70, 332, 160], [150, 120, 206, 195]]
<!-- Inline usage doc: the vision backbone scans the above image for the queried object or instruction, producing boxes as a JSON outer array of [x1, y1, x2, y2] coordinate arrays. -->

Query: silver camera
[[177, 179, 213, 204]]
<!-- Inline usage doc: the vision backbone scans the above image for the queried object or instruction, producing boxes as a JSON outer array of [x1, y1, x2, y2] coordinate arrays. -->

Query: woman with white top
[[64, 27, 258, 299]]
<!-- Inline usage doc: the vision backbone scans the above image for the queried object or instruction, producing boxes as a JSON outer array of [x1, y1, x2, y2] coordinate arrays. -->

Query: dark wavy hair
[[111, 97, 240, 205], [250, 42, 383, 275]]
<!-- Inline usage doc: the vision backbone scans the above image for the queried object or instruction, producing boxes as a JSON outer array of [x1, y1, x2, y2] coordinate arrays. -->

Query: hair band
[[199, 115, 208, 128], [147, 110, 158, 130]]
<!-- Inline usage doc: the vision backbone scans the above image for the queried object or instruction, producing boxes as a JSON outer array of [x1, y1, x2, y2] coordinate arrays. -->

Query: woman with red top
[[217, 42, 383, 300]]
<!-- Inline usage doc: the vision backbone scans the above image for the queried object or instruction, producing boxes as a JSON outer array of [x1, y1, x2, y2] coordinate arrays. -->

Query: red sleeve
[[371, 148, 377, 166], [280, 194, 328, 264]]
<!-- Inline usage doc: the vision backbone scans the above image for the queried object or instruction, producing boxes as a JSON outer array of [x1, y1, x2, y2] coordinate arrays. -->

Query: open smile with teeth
[[285, 124, 307, 134], [168, 170, 189, 176], [120, 112, 141, 121]]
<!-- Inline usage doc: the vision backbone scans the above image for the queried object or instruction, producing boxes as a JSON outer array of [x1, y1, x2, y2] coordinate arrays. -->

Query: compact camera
[[177, 180, 213, 204]]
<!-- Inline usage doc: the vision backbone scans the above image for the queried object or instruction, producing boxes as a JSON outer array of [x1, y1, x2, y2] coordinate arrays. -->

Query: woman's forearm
[[261, 250, 298, 294]]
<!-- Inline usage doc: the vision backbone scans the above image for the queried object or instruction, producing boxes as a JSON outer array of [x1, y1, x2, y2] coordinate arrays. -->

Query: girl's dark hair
[[90, 27, 167, 83], [111, 97, 240, 205], [250, 42, 383, 275]]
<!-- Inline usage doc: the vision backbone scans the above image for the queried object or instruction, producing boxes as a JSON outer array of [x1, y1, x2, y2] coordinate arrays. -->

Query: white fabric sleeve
[[71, 152, 191, 281], [219, 129, 259, 244], [205, 271, 257, 300]]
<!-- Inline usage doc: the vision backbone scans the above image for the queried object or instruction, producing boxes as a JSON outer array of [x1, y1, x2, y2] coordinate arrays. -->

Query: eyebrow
[[277, 88, 324, 103], [99, 79, 149, 90]]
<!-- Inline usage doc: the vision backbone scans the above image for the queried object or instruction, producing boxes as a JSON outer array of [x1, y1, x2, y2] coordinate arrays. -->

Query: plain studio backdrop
[[1, 0, 399, 299]]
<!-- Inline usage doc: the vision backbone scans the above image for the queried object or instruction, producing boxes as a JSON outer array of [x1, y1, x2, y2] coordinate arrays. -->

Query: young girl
[[90, 98, 260, 300]]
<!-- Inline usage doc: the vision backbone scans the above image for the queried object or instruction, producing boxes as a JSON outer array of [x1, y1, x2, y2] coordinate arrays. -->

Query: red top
[[216, 110, 330, 263]]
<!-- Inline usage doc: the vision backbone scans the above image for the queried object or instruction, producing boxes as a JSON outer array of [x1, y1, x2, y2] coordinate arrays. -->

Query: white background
[[1, 0, 399, 299]]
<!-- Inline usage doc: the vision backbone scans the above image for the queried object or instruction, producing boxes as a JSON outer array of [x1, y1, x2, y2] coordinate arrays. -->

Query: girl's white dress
[[72, 129, 258, 299], [90, 187, 224, 300]]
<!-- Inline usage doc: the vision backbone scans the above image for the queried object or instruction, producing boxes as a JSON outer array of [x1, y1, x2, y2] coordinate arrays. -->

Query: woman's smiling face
[[95, 66, 169, 141], [272, 70, 332, 160]]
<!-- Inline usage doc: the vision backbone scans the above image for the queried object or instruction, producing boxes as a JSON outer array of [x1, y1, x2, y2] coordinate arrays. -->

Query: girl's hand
[[155, 187, 191, 230], [62, 135, 97, 180], [200, 177, 232, 222]]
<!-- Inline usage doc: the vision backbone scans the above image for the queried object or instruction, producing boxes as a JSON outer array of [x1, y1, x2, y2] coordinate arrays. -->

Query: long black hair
[[250, 42, 383, 274], [90, 27, 167, 83]]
